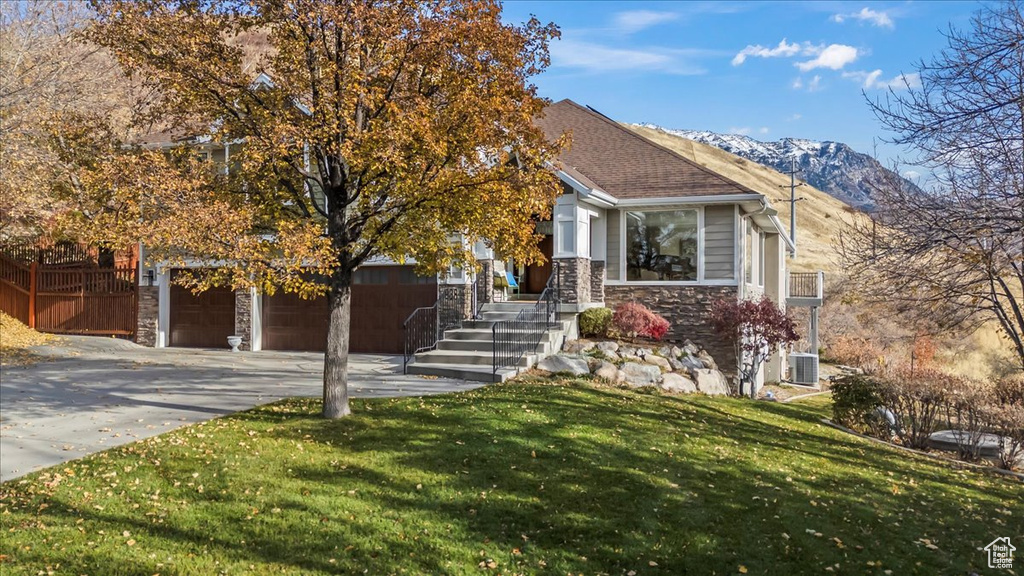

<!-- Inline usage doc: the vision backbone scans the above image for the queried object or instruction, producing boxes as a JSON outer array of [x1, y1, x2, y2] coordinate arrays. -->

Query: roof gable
[[536, 99, 760, 201]]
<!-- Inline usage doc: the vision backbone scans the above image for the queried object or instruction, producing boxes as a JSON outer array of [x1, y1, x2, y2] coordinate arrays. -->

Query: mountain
[[633, 125, 914, 210]]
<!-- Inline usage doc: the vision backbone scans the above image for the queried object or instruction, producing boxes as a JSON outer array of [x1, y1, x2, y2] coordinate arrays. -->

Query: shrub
[[831, 374, 884, 434], [612, 302, 671, 341], [875, 367, 948, 450], [709, 295, 799, 397], [579, 307, 613, 338], [989, 374, 1024, 470], [940, 375, 992, 462]]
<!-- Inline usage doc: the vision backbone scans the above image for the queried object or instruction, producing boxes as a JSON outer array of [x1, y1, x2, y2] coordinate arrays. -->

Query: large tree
[[60, 0, 562, 417], [841, 2, 1024, 371]]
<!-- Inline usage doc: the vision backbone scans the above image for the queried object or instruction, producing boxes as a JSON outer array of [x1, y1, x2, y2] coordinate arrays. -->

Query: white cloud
[[728, 127, 752, 136], [786, 113, 802, 121], [842, 69, 921, 90], [613, 10, 679, 34], [832, 7, 895, 29], [732, 38, 812, 66], [758, 127, 770, 135], [791, 77, 803, 89], [796, 44, 859, 71], [807, 75, 823, 91], [903, 170, 921, 180], [550, 39, 708, 75]]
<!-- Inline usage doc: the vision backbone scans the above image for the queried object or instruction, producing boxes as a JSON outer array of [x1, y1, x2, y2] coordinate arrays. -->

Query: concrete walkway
[[0, 336, 484, 482]]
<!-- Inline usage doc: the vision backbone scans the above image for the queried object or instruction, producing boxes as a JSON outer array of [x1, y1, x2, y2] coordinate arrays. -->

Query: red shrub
[[612, 302, 671, 340]]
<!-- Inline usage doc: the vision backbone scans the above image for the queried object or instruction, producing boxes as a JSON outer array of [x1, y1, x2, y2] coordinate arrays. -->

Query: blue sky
[[501, 1, 982, 170]]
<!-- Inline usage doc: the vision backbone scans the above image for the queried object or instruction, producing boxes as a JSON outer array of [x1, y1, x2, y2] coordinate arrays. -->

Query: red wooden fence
[[0, 253, 138, 337]]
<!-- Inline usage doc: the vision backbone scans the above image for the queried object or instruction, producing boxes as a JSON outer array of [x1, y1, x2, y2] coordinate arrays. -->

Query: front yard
[[1, 378, 1019, 575]]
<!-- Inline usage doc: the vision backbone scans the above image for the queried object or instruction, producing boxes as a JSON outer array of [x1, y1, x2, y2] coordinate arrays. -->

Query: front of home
[[136, 99, 815, 389]]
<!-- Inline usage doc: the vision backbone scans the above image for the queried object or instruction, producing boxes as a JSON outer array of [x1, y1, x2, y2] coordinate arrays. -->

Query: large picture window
[[626, 209, 698, 281]]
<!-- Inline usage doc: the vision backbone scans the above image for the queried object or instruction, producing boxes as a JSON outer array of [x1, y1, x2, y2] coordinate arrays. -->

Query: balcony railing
[[787, 271, 824, 301]]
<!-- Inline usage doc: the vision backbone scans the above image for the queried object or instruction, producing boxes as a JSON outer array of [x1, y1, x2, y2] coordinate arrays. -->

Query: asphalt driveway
[[0, 336, 483, 482]]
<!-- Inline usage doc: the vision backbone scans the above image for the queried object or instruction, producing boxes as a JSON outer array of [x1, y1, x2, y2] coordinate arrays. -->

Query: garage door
[[169, 271, 236, 348], [261, 266, 437, 353]]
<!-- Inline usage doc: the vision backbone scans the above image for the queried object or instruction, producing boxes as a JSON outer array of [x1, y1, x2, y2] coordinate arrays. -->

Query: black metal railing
[[491, 261, 561, 377], [402, 284, 472, 373]]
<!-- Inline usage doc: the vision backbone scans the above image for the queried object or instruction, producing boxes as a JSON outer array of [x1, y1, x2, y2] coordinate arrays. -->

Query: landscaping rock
[[638, 347, 654, 358], [585, 357, 604, 372], [659, 372, 697, 394], [564, 340, 596, 354], [536, 355, 590, 376], [644, 354, 671, 371], [603, 350, 621, 362], [617, 362, 661, 387], [593, 361, 619, 381], [678, 355, 705, 375], [618, 346, 641, 360], [694, 369, 730, 395], [697, 350, 718, 370], [668, 357, 687, 372], [683, 340, 700, 356], [597, 341, 619, 354]]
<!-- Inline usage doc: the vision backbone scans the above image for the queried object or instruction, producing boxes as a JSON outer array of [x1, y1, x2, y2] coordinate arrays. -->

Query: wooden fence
[[0, 253, 137, 337]]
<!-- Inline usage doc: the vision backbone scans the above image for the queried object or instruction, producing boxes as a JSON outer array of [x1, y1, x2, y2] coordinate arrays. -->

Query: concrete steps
[[405, 301, 567, 383]]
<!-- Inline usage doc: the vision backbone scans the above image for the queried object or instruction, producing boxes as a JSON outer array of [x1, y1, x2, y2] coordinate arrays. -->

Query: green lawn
[[1, 379, 1020, 575]]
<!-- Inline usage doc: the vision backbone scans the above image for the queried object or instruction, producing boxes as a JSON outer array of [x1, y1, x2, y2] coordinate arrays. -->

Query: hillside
[[626, 124, 862, 273]]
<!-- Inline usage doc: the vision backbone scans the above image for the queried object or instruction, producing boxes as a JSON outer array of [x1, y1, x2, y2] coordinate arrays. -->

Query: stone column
[[136, 285, 159, 347], [234, 289, 253, 351], [554, 257, 591, 304], [478, 259, 495, 304], [590, 260, 605, 304]]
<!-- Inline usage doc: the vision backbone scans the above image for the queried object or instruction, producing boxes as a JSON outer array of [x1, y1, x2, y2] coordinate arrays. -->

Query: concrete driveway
[[0, 336, 483, 482]]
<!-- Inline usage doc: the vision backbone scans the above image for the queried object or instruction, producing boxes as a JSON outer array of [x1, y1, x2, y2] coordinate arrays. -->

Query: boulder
[[564, 340, 596, 354], [694, 369, 730, 396], [603, 350, 621, 362], [617, 362, 662, 387], [585, 357, 604, 372], [678, 355, 705, 375], [668, 357, 687, 372], [637, 347, 654, 358], [683, 340, 700, 356], [593, 361, 619, 381], [659, 372, 697, 394], [597, 341, 620, 354], [644, 354, 671, 371], [697, 350, 718, 370], [536, 354, 590, 376], [618, 346, 640, 359]]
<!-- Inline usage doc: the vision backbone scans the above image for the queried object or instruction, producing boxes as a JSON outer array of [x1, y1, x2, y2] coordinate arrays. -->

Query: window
[[353, 268, 389, 285], [758, 231, 766, 287], [625, 209, 698, 282], [399, 268, 434, 285]]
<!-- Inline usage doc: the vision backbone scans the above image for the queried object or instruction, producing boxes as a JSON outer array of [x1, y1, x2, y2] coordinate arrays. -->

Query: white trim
[[250, 288, 262, 351], [157, 269, 170, 347], [697, 207, 705, 283], [617, 193, 764, 207]]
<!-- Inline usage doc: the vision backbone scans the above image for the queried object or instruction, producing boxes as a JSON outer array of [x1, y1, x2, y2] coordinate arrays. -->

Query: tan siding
[[606, 209, 621, 281], [704, 205, 735, 280]]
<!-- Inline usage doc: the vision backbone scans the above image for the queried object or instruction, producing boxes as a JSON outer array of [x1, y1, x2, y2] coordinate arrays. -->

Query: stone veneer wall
[[478, 259, 495, 304], [136, 285, 159, 347], [604, 284, 739, 374], [554, 257, 591, 304], [590, 260, 605, 303], [234, 290, 253, 351]]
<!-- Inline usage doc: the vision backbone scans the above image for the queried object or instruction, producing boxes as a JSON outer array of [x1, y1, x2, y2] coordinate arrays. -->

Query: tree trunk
[[323, 269, 353, 418]]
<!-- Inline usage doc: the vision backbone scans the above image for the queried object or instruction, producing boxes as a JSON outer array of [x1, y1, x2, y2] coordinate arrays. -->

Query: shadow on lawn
[[6, 382, 1015, 575]]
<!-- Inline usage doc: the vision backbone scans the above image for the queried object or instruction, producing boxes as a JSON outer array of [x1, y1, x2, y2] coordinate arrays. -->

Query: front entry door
[[523, 235, 553, 294]]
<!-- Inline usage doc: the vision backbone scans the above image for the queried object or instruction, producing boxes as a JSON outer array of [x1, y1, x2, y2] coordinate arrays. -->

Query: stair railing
[[402, 284, 473, 373], [491, 261, 561, 378]]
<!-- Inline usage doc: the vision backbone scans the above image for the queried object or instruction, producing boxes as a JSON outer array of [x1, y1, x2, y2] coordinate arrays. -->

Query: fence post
[[28, 262, 37, 328]]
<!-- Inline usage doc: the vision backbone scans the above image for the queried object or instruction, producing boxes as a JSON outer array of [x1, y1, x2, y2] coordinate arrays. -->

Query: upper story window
[[626, 209, 698, 282]]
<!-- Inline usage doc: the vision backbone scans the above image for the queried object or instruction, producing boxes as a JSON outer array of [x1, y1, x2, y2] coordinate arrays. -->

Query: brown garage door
[[169, 271, 236, 348], [261, 266, 437, 353]]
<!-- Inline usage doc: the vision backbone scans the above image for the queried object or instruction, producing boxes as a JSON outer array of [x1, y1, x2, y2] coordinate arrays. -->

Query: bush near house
[[611, 302, 669, 340], [578, 307, 613, 338], [831, 368, 1024, 470]]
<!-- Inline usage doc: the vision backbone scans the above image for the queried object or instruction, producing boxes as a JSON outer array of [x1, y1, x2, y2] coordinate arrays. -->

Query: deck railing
[[787, 271, 824, 300]]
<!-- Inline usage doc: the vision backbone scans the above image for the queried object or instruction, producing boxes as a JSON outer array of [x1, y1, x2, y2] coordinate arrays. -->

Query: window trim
[[757, 230, 766, 287], [620, 206, 703, 285]]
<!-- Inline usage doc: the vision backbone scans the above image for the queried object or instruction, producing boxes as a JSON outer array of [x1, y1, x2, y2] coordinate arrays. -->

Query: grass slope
[[1, 381, 1019, 575]]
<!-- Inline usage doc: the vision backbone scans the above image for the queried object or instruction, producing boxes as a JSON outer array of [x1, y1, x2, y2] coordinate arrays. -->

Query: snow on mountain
[[636, 124, 914, 210]]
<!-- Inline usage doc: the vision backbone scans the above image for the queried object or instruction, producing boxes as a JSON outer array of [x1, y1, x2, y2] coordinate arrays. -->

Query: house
[[135, 99, 823, 390]]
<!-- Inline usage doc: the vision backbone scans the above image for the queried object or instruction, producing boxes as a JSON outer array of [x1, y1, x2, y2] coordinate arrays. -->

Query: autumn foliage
[[710, 296, 799, 396], [612, 302, 670, 341]]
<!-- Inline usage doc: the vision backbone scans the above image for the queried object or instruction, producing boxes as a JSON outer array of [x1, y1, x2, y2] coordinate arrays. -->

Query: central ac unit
[[789, 353, 820, 385]]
